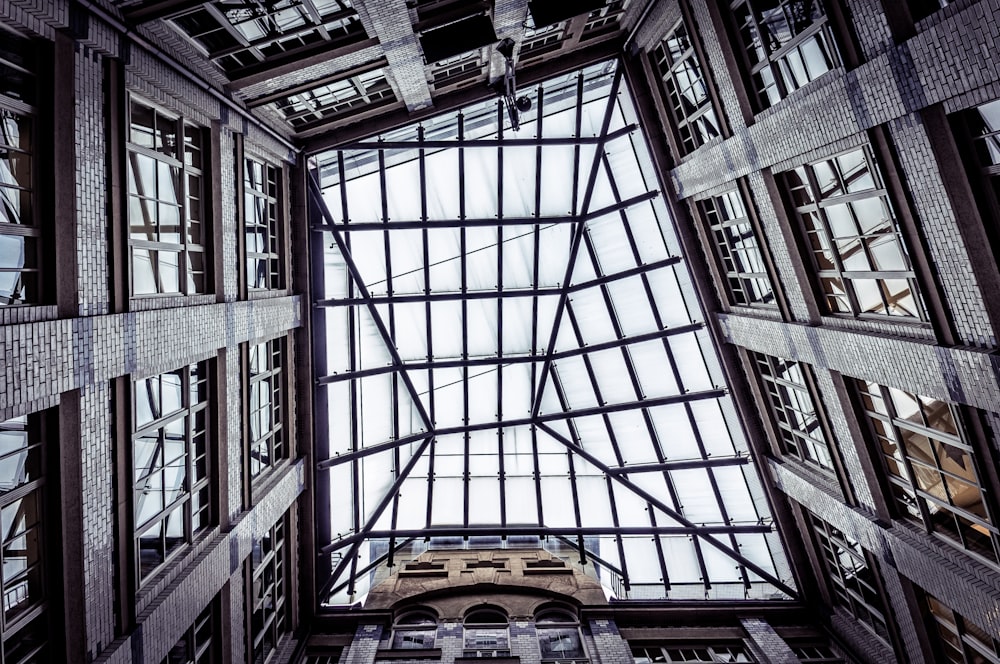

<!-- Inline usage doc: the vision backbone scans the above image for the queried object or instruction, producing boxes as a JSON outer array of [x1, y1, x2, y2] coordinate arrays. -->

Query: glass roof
[[309, 60, 794, 606]]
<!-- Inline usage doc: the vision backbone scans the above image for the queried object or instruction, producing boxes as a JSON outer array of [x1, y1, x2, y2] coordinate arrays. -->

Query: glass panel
[[313, 60, 790, 605]]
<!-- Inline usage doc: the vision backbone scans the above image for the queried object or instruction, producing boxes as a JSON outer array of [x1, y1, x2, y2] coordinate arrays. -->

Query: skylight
[[309, 60, 794, 606]]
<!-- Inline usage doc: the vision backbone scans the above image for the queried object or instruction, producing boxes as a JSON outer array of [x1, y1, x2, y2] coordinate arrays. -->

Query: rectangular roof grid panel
[[310, 59, 795, 605]]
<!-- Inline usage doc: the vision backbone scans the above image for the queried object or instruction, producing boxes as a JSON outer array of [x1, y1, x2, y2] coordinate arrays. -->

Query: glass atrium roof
[[310, 60, 794, 606]]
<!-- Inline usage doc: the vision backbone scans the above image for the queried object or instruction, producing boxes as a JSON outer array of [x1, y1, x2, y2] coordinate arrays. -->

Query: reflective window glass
[[727, 0, 840, 108], [133, 361, 213, 583], [855, 380, 1000, 564], [782, 146, 925, 320], [127, 99, 209, 297]]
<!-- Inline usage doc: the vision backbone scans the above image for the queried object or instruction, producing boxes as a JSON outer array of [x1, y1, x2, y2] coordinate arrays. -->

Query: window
[[791, 644, 848, 662], [632, 645, 754, 663], [250, 517, 289, 664], [247, 338, 286, 484], [431, 53, 486, 90], [274, 68, 396, 131], [654, 20, 721, 154], [0, 413, 48, 662], [463, 609, 509, 657], [751, 353, 833, 470], [536, 610, 585, 662], [519, 22, 566, 60], [926, 594, 1000, 663], [391, 610, 438, 649], [169, 0, 364, 76], [127, 99, 208, 296], [244, 158, 283, 291], [908, 0, 953, 22], [808, 513, 890, 643], [0, 32, 41, 306], [582, 0, 625, 39], [855, 380, 1000, 563], [783, 146, 924, 320], [957, 98, 1000, 260], [727, 0, 840, 108], [163, 601, 214, 664], [698, 187, 773, 307], [133, 362, 212, 582]]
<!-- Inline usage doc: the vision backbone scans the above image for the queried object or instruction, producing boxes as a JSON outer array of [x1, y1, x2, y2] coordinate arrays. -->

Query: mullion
[[497, 102, 507, 530], [646, 506, 672, 593], [548, 371, 587, 563], [319, 388, 730, 468], [336, 149, 362, 594], [598, 154, 694, 473], [578, 215, 648, 409], [377, 148, 403, 544], [419, 126, 436, 532], [603, 474, 631, 592], [530, 84, 545, 531], [309, 174, 432, 430], [459, 112, 471, 532], [326, 524, 773, 552]]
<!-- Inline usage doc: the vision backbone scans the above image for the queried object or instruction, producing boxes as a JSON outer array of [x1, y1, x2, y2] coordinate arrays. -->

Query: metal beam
[[320, 436, 435, 598], [317, 322, 701, 385], [335, 124, 638, 150], [313, 255, 682, 307], [316, 387, 726, 468], [605, 456, 750, 474], [307, 173, 433, 431], [321, 524, 774, 553], [531, 67, 625, 419], [536, 423, 797, 598]]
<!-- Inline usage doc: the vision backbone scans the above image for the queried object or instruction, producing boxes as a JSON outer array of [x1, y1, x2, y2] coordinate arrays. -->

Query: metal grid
[[309, 60, 794, 606]]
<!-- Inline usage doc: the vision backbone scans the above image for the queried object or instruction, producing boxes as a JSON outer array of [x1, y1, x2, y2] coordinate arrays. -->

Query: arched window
[[536, 609, 585, 662], [391, 610, 438, 649], [464, 608, 510, 657]]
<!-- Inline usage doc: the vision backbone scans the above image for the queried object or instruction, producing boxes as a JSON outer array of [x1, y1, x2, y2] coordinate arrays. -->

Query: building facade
[[1, 0, 999, 663]]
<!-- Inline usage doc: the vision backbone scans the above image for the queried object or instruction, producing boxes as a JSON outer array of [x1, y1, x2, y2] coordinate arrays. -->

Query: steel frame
[[308, 60, 794, 605]]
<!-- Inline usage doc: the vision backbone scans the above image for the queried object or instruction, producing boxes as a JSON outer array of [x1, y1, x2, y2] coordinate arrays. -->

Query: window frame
[[246, 336, 288, 489], [249, 516, 289, 664], [653, 17, 723, 155], [535, 609, 586, 663], [0, 32, 43, 308], [750, 352, 835, 472], [954, 97, 1000, 278], [854, 380, 1000, 564], [631, 644, 755, 663], [163, 599, 216, 664], [243, 156, 285, 292], [808, 513, 892, 645], [126, 97, 210, 298], [390, 609, 438, 650], [726, 0, 842, 109], [925, 593, 1000, 663], [782, 145, 927, 322], [131, 361, 214, 585], [0, 411, 50, 663], [697, 185, 775, 308], [463, 609, 510, 658]]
